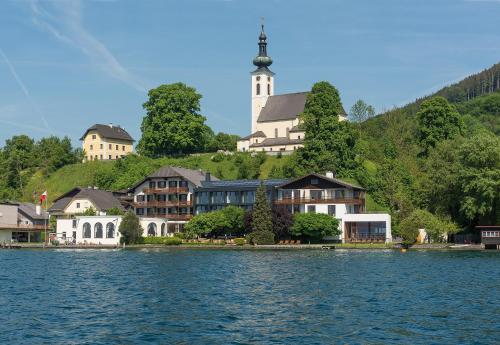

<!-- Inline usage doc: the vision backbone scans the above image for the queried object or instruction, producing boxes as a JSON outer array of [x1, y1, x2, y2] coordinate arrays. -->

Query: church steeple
[[253, 23, 273, 72]]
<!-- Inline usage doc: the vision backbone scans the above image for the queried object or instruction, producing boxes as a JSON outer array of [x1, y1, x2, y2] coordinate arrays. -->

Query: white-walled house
[[56, 216, 180, 245], [0, 201, 49, 243]]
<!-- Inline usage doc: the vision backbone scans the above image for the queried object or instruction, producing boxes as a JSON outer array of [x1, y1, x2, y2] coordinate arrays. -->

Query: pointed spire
[[253, 19, 273, 71]]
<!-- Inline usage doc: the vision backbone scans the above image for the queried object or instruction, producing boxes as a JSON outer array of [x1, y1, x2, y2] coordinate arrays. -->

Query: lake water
[[0, 249, 499, 344]]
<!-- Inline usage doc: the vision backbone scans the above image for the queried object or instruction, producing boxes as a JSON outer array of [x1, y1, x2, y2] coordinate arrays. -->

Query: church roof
[[249, 137, 304, 148], [239, 131, 266, 141], [257, 92, 308, 123], [257, 92, 347, 123]]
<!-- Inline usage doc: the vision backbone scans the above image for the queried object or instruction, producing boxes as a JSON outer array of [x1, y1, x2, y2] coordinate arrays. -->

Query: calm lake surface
[[0, 249, 499, 345]]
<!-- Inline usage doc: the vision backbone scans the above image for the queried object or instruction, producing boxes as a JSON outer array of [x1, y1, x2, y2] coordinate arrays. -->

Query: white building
[[56, 216, 179, 245], [237, 25, 347, 154], [0, 201, 49, 243]]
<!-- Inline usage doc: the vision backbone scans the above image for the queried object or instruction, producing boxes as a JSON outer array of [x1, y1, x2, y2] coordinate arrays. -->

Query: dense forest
[[0, 63, 498, 240]]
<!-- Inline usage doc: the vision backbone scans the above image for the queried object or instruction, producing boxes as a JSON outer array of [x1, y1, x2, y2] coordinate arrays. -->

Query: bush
[[247, 231, 275, 245], [164, 237, 182, 246], [291, 213, 340, 240], [211, 152, 225, 162], [234, 238, 246, 246]]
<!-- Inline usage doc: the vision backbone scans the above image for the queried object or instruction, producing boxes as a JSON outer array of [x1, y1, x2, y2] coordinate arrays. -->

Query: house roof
[[257, 92, 347, 123], [249, 137, 304, 148], [80, 124, 134, 142], [18, 202, 49, 221], [277, 173, 365, 190], [49, 188, 124, 213], [239, 131, 267, 141], [129, 166, 219, 191], [199, 178, 289, 191]]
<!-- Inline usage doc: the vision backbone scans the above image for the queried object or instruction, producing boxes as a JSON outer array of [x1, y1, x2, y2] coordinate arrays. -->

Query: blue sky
[[1, 0, 499, 146]]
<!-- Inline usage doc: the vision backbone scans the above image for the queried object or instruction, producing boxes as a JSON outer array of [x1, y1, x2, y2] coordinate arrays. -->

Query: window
[[267, 76, 270, 82], [147, 223, 157, 237], [256, 83, 260, 95], [76, 202, 80, 209], [158, 181, 166, 188], [307, 205, 316, 213], [116, 155, 118, 159], [100, 154, 103, 160], [92, 134, 96, 140], [158, 194, 166, 202], [275, 128, 278, 138], [168, 181, 178, 188], [267, 84, 270, 95], [109, 144, 112, 149], [298, 135, 301, 140], [122, 145, 125, 151], [94, 223, 103, 238], [106, 223, 115, 238], [90, 145, 93, 150], [161, 223, 166, 237], [116, 145, 119, 150], [328, 205, 336, 216], [72, 219, 77, 228], [62, 232, 66, 240], [83, 223, 91, 238], [109, 155, 112, 159], [149, 181, 156, 189], [94, 155, 98, 160], [179, 194, 188, 202], [136, 195, 145, 202], [311, 178, 319, 185], [256, 76, 261, 81], [179, 180, 188, 188], [136, 208, 144, 215], [100, 144, 103, 149]]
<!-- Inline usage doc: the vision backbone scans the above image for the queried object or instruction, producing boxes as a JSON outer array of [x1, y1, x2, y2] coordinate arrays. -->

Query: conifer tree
[[249, 183, 275, 244]]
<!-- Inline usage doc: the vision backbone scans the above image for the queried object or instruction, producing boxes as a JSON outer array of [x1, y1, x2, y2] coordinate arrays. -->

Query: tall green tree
[[417, 96, 463, 155], [349, 99, 376, 123], [119, 211, 144, 244], [249, 183, 274, 244], [206, 132, 240, 152], [296, 81, 358, 176], [137, 83, 212, 157]]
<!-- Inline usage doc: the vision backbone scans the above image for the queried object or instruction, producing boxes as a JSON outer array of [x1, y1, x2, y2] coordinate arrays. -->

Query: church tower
[[251, 23, 274, 133]]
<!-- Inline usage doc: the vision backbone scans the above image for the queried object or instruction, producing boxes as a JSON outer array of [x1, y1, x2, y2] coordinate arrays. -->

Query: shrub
[[291, 213, 340, 240], [247, 231, 275, 245], [234, 238, 246, 246], [164, 237, 182, 246], [211, 152, 225, 162]]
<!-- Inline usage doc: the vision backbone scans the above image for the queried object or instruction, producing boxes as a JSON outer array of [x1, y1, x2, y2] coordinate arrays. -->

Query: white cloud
[[29, 0, 147, 92]]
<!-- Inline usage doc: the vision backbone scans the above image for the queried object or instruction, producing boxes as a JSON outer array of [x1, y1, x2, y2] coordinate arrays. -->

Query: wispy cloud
[[0, 48, 52, 131], [29, 0, 147, 92]]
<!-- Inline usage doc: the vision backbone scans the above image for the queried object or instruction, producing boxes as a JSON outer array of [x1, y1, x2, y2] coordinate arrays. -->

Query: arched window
[[267, 84, 270, 95], [106, 222, 115, 238], [161, 223, 166, 237], [94, 223, 103, 238], [147, 223, 157, 237], [83, 223, 91, 238], [256, 83, 260, 95]]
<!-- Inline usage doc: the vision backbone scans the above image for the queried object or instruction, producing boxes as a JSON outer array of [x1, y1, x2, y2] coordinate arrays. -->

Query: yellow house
[[81, 124, 134, 161]]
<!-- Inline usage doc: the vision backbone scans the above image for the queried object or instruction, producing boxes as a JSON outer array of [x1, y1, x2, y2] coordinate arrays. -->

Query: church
[[237, 25, 347, 154]]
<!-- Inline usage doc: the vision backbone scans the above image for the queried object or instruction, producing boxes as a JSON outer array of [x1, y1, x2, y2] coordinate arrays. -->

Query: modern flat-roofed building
[[81, 123, 134, 161], [0, 201, 49, 243], [194, 172, 391, 243]]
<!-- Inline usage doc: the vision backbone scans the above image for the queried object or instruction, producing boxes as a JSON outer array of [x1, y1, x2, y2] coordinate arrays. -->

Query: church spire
[[253, 21, 273, 71]]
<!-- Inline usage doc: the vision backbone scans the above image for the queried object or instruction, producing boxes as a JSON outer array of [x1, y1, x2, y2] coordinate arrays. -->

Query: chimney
[[205, 172, 211, 182], [325, 171, 335, 179], [35, 205, 42, 216]]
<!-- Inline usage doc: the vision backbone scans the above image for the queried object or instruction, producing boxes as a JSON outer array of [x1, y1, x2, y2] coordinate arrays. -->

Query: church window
[[256, 83, 260, 95], [267, 84, 270, 95], [267, 76, 271, 82], [256, 76, 261, 81]]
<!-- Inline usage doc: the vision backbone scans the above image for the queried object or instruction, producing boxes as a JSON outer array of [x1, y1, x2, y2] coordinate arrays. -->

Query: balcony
[[133, 200, 193, 208], [143, 187, 189, 194], [0, 223, 46, 231], [274, 197, 364, 205]]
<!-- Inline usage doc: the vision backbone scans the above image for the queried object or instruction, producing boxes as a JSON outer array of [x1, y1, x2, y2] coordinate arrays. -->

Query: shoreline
[[0, 243, 486, 251]]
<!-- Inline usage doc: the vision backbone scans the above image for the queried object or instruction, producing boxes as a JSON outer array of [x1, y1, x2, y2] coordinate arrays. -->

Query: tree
[[272, 206, 293, 240], [118, 210, 144, 244], [398, 209, 459, 244], [417, 96, 463, 155], [296, 81, 358, 176], [107, 207, 125, 216], [248, 183, 274, 244], [137, 83, 212, 157], [184, 211, 228, 238], [349, 99, 376, 123], [34, 136, 79, 173], [291, 213, 340, 241], [220, 206, 245, 235], [206, 132, 239, 152]]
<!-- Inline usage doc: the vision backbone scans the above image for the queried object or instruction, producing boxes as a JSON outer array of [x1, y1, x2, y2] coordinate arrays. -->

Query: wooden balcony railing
[[149, 214, 193, 221], [133, 200, 192, 208], [0, 223, 46, 231], [143, 187, 189, 194], [274, 197, 364, 205]]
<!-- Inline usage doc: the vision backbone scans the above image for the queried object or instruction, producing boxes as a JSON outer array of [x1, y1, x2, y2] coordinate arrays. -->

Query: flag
[[39, 191, 47, 204]]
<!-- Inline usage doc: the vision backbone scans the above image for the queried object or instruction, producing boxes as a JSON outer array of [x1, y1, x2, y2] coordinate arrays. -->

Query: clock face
[[256, 76, 261, 81]]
